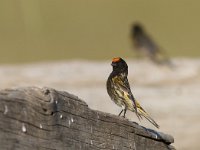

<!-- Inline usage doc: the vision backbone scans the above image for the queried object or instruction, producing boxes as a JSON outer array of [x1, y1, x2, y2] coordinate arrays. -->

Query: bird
[[131, 23, 173, 68], [106, 57, 159, 128]]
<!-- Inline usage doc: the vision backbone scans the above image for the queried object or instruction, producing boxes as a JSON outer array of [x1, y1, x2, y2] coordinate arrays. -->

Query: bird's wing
[[112, 76, 139, 117], [140, 35, 174, 68]]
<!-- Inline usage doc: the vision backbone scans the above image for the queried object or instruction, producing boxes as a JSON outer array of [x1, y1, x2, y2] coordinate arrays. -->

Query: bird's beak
[[111, 62, 117, 66]]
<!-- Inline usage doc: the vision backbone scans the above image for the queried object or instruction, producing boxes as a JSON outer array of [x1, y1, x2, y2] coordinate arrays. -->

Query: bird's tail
[[156, 48, 176, 69], [137, 107, 160, 129]]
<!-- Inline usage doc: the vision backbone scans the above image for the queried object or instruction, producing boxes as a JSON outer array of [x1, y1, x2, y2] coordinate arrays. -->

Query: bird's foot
[[131, 121, 139, 125]]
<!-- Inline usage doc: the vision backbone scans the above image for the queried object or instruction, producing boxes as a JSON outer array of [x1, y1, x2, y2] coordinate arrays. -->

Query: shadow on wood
[[0, 87, 175, 150]]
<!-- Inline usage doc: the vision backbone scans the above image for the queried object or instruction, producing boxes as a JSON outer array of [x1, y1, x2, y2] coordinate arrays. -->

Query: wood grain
[[0, 87, 175, 150]]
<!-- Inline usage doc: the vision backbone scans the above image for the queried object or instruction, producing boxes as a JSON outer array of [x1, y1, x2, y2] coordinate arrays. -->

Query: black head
[[111, 57, 128, 74], [132, 23, 144, 36]]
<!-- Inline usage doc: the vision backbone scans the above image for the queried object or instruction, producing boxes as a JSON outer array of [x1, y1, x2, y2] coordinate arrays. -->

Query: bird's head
[[111, 57, 128, 74], [132, 23, 143, 35]]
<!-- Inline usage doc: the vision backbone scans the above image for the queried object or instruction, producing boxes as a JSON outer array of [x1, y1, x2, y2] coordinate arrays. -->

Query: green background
[[0, 0, 200, 63]]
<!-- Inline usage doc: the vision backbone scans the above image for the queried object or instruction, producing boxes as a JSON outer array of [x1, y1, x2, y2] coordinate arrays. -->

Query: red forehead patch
[[112, 57, 121, 62]]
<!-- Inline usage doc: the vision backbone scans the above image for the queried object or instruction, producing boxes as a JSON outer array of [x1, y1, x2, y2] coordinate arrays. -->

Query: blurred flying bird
[[106, 57, 159, 128], [131, 23, 173, 67]]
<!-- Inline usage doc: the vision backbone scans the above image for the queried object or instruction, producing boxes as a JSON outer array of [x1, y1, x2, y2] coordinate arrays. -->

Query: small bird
[[131, 23, 173, 67], [106, 57, 159, 128]]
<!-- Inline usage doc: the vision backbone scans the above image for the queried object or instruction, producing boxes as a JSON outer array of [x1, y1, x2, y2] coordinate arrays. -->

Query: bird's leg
[[123, 109, 127, 118], [118, 109, 124, 116]]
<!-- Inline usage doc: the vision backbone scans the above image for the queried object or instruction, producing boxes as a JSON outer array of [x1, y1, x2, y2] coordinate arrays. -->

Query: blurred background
[[0, 0, 200, 149]]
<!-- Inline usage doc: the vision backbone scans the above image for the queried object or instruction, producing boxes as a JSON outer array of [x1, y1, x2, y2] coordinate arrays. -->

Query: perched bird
[[106, 57, 159, 128], [131, 23, 173, 67]]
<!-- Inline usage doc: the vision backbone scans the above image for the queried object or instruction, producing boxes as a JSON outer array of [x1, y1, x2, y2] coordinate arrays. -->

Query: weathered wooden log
[[0, 87, 175, 150]]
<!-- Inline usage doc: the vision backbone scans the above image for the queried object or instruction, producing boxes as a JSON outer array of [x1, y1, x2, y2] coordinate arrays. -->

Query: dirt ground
[[0, 58, 200, 150]]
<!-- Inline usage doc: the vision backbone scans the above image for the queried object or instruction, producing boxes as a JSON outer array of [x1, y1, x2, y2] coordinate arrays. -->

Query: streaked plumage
[[106, 57, 159, 128]]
